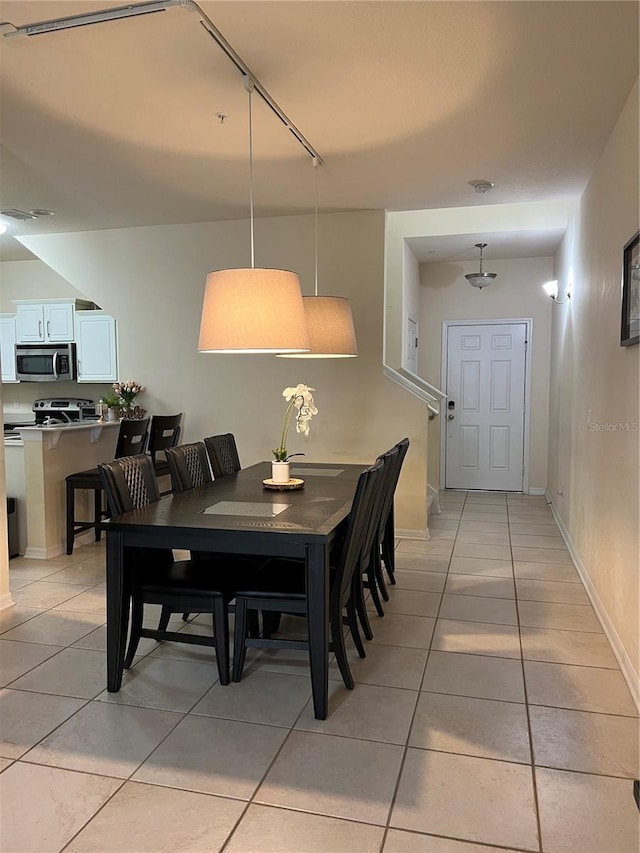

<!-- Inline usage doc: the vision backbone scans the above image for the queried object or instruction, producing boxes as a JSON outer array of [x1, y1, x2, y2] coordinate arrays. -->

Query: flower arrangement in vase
[[102, 380, 146, 420], [272, 384, 318, 482]]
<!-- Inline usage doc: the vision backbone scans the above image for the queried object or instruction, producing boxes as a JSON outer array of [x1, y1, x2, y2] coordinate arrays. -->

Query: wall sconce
[[542, 280, 571, 304]]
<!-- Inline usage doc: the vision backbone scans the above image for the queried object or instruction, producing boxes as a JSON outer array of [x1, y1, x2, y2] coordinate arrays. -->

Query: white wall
[[16, 211, 429, 535], [419, 256, 553, 491], [547, 80, 639, 697]]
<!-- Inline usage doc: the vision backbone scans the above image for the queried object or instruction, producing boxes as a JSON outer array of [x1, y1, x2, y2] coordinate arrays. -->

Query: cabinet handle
[[47, 320, 51, 338], [77, 359, 81, 377], [39, 320, 42, 337]]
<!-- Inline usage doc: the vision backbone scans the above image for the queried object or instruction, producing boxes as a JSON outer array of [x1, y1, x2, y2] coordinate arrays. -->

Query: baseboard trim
[[0, 592, 15, 612], [528, 487, 546, 496], [545, 490, 640, 712], [396, 529, 428, 541], [24, 544, 64, 560]]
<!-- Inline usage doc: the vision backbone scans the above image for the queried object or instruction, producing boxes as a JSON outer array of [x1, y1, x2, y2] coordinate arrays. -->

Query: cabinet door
[[0, 315, 18, 382], [44, 303, 74, 341], [76, 313, 118, 382], [16, 304, 44, 342]]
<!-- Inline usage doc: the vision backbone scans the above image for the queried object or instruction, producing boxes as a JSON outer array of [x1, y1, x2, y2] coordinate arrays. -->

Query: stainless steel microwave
[[15, 343, 77, 382]]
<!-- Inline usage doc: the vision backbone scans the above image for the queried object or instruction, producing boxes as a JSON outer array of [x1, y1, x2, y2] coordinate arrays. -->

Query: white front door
[[445, 322, 527, 491]]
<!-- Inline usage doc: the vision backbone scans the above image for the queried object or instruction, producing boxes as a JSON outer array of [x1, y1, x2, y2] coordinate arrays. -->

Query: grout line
[[508, 499, 545, 853], [378, 490, 466, 853]]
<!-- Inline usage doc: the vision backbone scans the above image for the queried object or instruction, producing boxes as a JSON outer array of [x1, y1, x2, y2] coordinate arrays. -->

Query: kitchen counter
[[13, 421, 120, 559]]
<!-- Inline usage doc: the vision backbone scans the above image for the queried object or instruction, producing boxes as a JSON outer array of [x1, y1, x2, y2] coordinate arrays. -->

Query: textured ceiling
[[0, 0, 638, 261]]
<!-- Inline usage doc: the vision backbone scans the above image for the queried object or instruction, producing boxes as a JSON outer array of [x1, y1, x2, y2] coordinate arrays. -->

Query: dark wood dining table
[[101, 460, 366, 719]]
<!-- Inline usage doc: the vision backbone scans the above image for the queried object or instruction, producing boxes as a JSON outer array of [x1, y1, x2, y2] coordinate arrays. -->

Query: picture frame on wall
[[621, 230, 639, 346]]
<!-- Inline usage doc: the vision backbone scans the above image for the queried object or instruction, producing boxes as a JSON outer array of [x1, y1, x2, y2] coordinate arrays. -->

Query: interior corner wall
[[547, 80, 639, 692], [419, 257, 553, 492], [16, 210, 428, 535]]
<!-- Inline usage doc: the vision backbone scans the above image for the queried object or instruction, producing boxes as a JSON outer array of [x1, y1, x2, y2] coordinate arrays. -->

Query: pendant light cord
[[246, 77, 255, 269], [313, 157, 319, 296]]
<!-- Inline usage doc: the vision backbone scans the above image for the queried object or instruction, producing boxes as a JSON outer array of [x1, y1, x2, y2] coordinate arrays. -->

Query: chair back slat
[[166, 442, 213, 493], [204, 433, 241, 479], [114, 418, 150, 458], [99, 454, 160, 516], [333, 459, 383, 607], [376, 437, 409, 544]]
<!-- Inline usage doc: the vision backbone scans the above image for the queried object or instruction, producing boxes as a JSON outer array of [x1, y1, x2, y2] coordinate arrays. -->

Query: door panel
[[445, 323, 527, 491]]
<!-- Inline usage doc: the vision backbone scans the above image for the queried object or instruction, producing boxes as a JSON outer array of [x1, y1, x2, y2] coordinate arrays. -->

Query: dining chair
[[353, 438, 410, 640], [64, 418, 150, 555], [165, 441, 212, 493], [232, 459, 383, 689], [379, 437, 410, 587], [99, 453, 256, 684], [147, 413, 183, 494], [204, 433, 241, 479]]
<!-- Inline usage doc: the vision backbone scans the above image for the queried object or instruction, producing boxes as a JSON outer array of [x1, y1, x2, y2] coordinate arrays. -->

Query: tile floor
[[1, 491, 638, 852]]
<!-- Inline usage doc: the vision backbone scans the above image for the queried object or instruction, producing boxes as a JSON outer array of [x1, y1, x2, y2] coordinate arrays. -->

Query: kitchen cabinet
[[0, 314, 18, 382], [75, 311, 118, 382], [15, 299, 93, 343]]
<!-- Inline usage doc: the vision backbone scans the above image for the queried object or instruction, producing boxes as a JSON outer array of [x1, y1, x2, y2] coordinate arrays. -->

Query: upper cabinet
[[15, 299, 93, 343], [0, 314, 18, 383], [75, 311, 118, 383]]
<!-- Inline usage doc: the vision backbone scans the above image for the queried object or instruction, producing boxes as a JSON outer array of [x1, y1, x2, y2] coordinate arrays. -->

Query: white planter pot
[[106, 408, 119, 422], [271, 461, 290, 483]]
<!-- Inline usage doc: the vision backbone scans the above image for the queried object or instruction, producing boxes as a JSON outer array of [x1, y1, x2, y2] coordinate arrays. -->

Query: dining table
[[101, 459, 367, 719]]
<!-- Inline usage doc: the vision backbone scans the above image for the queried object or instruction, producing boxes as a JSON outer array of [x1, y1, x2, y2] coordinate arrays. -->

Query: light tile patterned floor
[[1, 492, 639, 852]]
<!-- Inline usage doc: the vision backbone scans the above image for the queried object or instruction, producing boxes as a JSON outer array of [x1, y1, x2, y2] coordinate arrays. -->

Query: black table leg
[[106, 530, 128, 691], [307, 542, 329, 719]]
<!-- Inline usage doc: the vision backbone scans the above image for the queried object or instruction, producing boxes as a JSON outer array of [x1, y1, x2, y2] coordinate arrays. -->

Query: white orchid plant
[[273, 384, 318, 462]]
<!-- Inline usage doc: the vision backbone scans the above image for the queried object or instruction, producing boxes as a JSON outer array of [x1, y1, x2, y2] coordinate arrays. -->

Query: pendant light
[[465, 242, 497, 289], [198, 78, 310, 354], [278, 158, 358, 358]]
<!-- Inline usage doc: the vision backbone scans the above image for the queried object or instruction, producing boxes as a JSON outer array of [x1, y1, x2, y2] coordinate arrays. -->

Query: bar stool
[[64, 418, 150, 554]]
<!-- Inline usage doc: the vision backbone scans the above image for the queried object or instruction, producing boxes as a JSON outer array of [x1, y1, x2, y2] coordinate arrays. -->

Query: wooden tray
[[263, 478, 305, 491]]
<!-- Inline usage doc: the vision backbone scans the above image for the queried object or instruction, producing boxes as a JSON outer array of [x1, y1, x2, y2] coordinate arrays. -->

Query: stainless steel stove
[[32, 398, 99, 426]]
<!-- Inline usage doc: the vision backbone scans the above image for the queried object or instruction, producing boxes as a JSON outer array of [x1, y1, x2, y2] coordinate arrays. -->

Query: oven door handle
[[52, 350, 59, 379]]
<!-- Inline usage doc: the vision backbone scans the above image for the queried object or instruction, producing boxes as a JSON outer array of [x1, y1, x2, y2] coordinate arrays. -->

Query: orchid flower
[[273, 384, 318, 461]]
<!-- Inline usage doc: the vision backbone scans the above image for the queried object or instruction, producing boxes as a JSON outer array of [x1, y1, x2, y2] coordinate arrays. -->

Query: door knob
[[448, 413, 455, 420]]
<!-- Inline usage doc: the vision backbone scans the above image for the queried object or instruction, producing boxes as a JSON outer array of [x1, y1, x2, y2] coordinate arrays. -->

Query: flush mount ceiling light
[[278, 159, 357, 359], [198, 79, 310, 354], [465, 243, 497, 289], [542, 280, 571, 304]]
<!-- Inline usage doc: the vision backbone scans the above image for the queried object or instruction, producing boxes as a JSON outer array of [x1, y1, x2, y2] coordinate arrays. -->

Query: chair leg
[[367, 563, 385, 617], [382, 513, 396, 584], [66, 480, 75, 555], [232, 597, 249, 682], [212, 597, 230, 685], [261, 610, 281, 639], [346, 599, 366, 659], [331, 610, 354, 690], [158, 605, 172, 632], [354, 574, 374, 641], [94, 489, 102, 542], [124, 591, 143, 668], [373, 548, 390, 602], [182, 613, 190, 621]]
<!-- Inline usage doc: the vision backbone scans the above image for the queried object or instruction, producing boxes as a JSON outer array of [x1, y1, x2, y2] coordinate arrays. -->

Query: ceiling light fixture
[[465, 243, 497, 289], [470, 180, 495, 195], [542, 280, 570, 304], [198, 78, 310, 354], [278, 159, 357, 359]]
